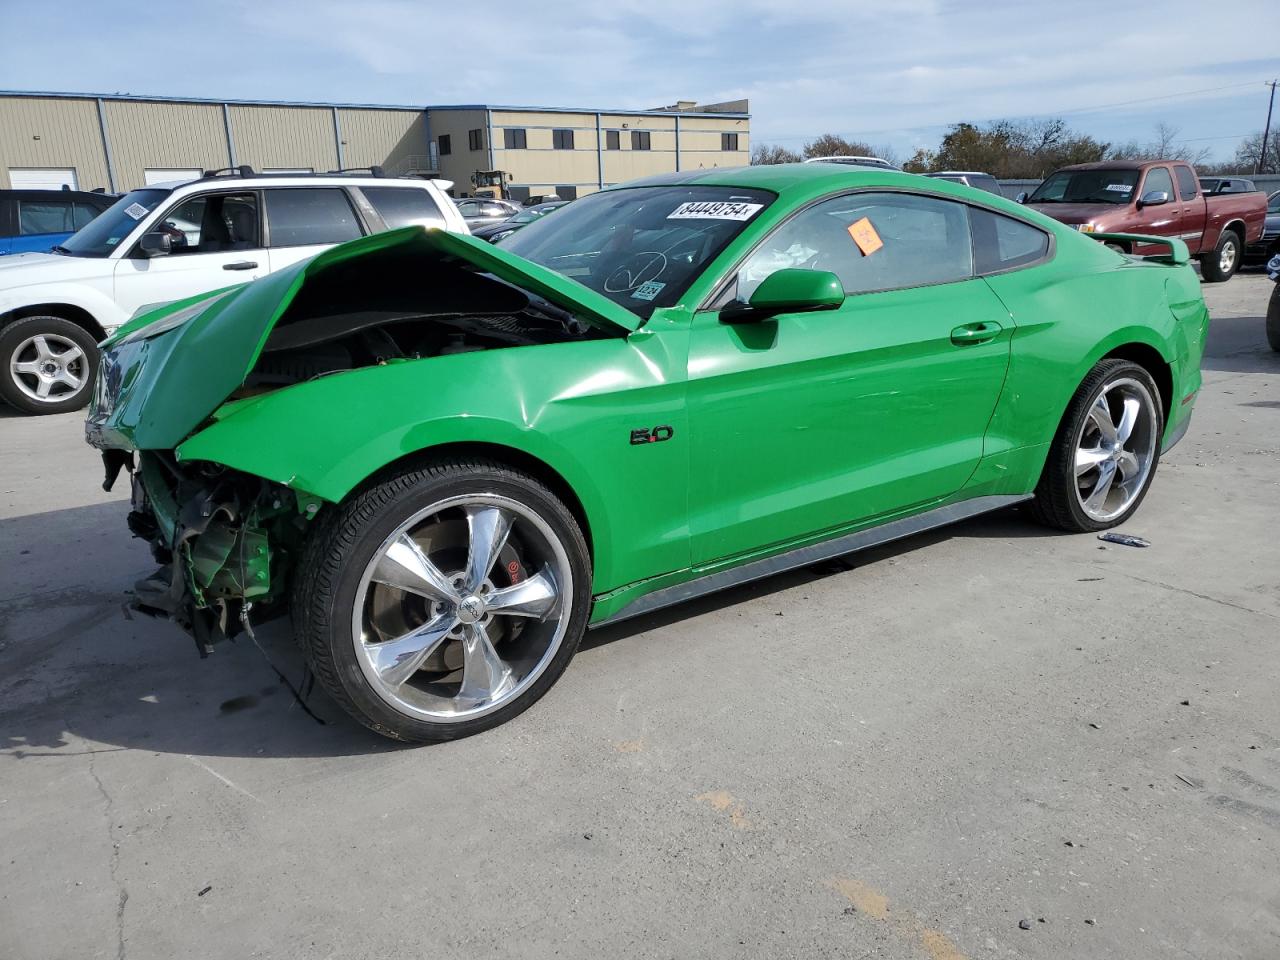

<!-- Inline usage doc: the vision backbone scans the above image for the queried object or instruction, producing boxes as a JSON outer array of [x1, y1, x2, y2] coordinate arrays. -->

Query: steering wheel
[[603, 252, 668, 294]]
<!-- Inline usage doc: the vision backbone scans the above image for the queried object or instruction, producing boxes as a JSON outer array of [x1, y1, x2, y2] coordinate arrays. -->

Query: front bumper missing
[[105, 451, 298, 656]]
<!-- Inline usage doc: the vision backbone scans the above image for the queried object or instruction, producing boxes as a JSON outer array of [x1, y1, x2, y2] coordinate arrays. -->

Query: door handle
[[950, 321, 1002, 346], [223, 260, 258, 271]]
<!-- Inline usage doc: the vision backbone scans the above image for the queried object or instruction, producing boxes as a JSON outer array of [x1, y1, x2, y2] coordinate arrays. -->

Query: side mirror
[[1015, 191, 1028, 204], [722, 268, 845, 323], [1138, 190, 1169, 208], [138, 232, 172, 258]]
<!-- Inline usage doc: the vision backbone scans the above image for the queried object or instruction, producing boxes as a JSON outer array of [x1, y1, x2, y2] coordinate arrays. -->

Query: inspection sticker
[[1104, 184, 1133, 193], [847, 217, 883, 256], [631, 280, 666, 301], [668, 201, 764, 221], [124, 202, 150, 220]]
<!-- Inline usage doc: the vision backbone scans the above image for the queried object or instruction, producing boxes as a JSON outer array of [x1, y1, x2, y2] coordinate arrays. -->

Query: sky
[[1, 0, 1277, 164]]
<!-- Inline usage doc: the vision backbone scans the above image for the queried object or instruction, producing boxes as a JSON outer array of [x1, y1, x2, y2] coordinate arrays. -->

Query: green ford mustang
[[86, 164, 1208, 741]]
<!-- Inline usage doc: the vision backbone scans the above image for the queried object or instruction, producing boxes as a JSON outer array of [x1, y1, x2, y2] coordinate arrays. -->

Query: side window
[[361, 186, 443, 228], [18, 201, 73, 234], [606, 130, 620, 150], [438, 134, 452, 156], [552, 129, 575, 150], [72, 202, 102, 230], [265, 188, 362, 247], [1143, 167, 1174, 199], [736, 192, 974, 301], [1173, 166, 1198, 200], [503, 128, 527, 150], [971, 208, 1050, 274], [631, 130, 651, 151], [152, 192, 259, 254]]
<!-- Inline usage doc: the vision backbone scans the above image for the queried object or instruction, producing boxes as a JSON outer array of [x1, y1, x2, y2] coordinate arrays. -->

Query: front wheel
[[1200, 230, 1241, 283], [293, 458, 592, 742], [1267, 285, 1280, 352], [0, 316, 99, 415], [1030, 360, 1164, 532]]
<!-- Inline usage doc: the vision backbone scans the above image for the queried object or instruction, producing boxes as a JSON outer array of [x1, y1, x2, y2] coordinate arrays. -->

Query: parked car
[[1020, 160, 1266, 282], [1267, 253, 1280, 351], [0, 167, 465, 414], [925, 171, 1003, 195], [470, 201, 567, 243], [0, 188, 115, 256], [1199, 177, 1257, 195], [454, 197, 522, 229], [1245, 191, 1280, 264], [803, 155, 899, 170], [86, 163, 1206, 742], [523, 194, 563, 206]]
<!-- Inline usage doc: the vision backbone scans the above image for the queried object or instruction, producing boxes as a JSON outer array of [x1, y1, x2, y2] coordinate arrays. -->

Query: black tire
[[0, 315, 100, 415], [1267, 286, 1280, 353], [1200, 229, 1242, 283], [1030, 359, 1164, 533], [292, 457, 592, 742]]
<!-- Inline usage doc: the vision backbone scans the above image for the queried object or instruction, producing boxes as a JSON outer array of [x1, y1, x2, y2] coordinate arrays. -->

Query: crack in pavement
[[1117, 572, 1275, 620], [86, 740, 128, 960]]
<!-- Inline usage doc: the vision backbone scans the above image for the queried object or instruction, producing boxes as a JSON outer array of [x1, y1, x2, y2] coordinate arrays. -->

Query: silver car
[[454, 197, 522, 229]]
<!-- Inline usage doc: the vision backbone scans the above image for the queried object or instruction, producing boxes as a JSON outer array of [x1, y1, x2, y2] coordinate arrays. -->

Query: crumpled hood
[[87, 226, 640, 452], [0, 251, 113, 287]]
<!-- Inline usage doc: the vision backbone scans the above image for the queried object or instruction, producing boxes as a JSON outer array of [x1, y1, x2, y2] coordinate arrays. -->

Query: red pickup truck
[[1021, 160, 1267, 281]]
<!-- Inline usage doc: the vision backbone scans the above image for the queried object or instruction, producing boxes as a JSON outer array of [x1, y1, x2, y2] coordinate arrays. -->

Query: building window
[[552, 129, 575, 150], [438, 134, 452, 156], [606, 130, 620, 150], [631, 130, 651, 151], [503, 128, 527, 150], [722, 133, 740, 151], [468, 128, 484, 151]]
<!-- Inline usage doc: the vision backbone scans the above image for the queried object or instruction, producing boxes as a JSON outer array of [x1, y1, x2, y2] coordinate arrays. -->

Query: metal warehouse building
[[0, 91, 750, 200]]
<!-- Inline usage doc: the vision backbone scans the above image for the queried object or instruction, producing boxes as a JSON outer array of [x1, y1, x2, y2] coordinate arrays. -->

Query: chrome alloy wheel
[[1073, 377, 1159, 523], [1219, 236, 1238, 274], [9, 333, 86, 403], [351, 494, 571, 723]]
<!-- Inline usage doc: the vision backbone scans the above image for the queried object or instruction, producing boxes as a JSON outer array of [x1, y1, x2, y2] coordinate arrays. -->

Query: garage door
[[8, 168, 78, 190], [144, 168, 202, 186]]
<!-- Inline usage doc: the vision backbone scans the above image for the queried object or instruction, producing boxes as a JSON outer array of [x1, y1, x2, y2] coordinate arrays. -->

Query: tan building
[[0, 91, 749, 199]]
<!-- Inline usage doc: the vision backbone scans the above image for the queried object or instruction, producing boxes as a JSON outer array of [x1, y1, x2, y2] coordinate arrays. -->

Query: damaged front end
[[110, 450, 320, 655]]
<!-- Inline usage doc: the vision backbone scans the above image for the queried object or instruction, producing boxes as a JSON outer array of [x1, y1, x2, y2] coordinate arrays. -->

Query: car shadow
[[1202, 308, 1279, 375], [1, 499, 1061, 760]]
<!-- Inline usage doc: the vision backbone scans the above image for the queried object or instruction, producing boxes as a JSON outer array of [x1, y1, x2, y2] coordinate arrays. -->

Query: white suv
[[0, 168, 466, 414]]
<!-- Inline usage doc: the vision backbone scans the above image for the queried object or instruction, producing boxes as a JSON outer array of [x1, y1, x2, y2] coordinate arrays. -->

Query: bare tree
[[751, 142, 803, 165]]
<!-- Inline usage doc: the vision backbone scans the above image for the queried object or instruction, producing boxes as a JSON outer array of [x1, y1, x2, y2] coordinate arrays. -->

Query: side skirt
[[591, 493, 1032, 628]]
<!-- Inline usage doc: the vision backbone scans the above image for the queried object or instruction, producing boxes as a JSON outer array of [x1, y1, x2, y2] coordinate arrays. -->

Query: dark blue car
[[0, 189, 115, 256]]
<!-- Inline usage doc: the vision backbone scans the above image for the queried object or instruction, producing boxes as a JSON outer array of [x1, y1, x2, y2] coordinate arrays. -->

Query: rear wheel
[[0, 316, 99, 415], [1200, 230, 1241, 283], [1030, 360, 1164, 532], [293, 458, 591, 742]]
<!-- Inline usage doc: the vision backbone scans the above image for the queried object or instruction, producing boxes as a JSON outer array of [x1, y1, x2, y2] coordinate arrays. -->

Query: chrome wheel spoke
[[1116, 449, 1141, 481], [372, 534, 459, 602], [1075, 446, 1110, 477], [457, 623, 515, 704], [1115, 396, 1141, 444], [54, 343, 84, 365], [1084, 459, 1118, 512], [463, 504, 513, 593], [35, 378, 53, 399], [12, 360, 40, 376], [487, 566, 559, 620], [32, 335, 54, 363], [366, 614, 457, 688], [54, 369, 82, 390], [1088, 394, 1118, 442]]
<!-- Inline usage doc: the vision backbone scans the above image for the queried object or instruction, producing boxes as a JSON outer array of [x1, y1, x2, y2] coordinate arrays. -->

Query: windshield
[[58, 188, 170, 257], [500, 186, 774, 318], [1029, 170, 1139, 205]]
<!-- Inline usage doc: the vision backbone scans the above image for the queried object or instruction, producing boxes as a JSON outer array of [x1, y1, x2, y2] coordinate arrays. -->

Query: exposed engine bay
[[241, 250, 607, 394]]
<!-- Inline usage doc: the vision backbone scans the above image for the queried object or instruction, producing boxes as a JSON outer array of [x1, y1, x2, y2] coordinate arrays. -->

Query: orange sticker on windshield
[[848, 217, 883, 256]]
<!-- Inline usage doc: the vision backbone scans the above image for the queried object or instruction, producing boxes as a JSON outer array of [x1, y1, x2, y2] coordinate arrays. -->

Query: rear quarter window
[[265, 188, 363, 247], [971, 208, 1050, 274], [361, 186, 444, 229]]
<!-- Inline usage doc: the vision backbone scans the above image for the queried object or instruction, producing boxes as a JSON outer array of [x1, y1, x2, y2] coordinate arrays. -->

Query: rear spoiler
[[1085, 232, 1190, 266]]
